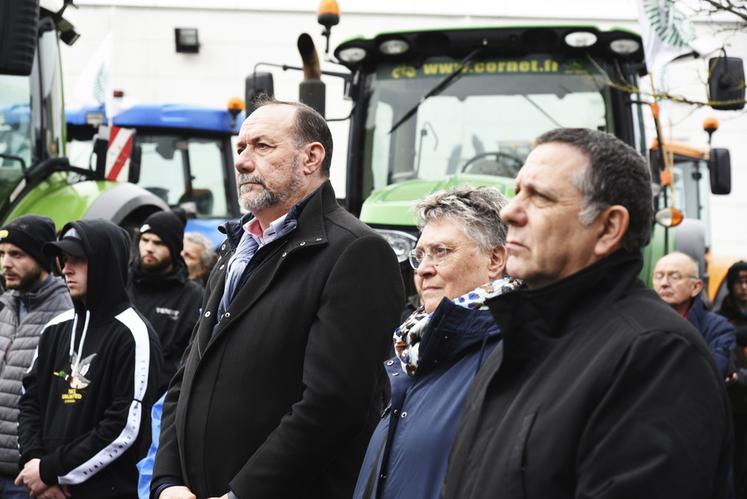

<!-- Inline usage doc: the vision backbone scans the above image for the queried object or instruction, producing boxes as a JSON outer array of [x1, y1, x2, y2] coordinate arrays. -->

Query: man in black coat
[[152, 98, 404, 499], [443, 128, 732, 499], [127, 210, 203, 389]]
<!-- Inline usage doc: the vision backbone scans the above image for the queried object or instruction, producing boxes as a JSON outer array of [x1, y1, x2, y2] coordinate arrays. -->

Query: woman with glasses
[[353, 186, 521, 499]]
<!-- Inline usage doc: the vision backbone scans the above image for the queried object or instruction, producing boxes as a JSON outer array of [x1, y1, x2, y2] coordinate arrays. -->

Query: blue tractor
[[66, 102, 244, 247]]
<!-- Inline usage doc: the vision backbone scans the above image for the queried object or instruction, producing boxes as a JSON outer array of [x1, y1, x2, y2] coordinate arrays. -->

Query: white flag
[[73, 33, 113, 109], [637, 0, 697, 78]]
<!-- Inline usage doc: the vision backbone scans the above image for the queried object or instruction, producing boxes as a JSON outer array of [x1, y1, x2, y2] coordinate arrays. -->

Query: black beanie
[[139, 209, 187, 264], [0, 215, 56, 272]]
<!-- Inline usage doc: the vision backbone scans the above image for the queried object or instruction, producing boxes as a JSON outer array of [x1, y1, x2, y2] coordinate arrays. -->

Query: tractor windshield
[[0, 75, 32, 203], [136, 133, 232, 218], [362, 55, 611, 193]]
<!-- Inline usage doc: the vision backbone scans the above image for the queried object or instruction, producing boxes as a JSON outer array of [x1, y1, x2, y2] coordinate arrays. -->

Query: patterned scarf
[[393, 276, 522, 376]]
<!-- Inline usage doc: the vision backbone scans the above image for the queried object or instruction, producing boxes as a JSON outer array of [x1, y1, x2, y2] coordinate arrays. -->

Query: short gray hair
[[184, 232, 217, 267], [415, 186, 508, 251]]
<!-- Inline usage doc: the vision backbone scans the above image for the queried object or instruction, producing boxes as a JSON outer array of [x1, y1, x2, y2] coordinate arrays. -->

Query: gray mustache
[[237, 174, 265, 188]]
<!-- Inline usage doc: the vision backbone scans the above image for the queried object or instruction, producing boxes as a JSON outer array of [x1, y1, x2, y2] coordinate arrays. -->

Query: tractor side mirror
[[245, 72, 275, 116], [93, 129, 109, 180], [708, 57, 745, 111], [128, 144, 142, 183], [708, 148, 731, 195]]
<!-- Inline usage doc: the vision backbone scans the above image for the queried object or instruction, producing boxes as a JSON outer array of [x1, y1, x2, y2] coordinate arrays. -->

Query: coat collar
[[487, 249, 644, 365], [2, 275, 67, 310], [414, 300, 500, 377], [687, 295, 708, 331], [219, 180, 334, 254], [199, 181, 336, 353]]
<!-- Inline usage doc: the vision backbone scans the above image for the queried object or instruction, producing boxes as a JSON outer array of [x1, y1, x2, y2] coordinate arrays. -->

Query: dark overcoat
[[152, 181, 405, 498]]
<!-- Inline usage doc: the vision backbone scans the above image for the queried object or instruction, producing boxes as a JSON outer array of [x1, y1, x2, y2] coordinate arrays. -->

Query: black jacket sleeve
[[228, 235, 404, 497]]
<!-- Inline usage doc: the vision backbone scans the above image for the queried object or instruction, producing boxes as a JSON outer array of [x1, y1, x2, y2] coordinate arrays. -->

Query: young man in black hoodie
[[15, 219, 162, 499], [127, 210, 203, 389]]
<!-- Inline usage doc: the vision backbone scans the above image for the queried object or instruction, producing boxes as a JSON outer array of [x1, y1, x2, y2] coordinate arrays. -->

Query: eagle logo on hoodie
[[54, 353, 97, 390]]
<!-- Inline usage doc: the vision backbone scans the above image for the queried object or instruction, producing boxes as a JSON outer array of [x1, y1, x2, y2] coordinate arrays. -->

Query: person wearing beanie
[[15, 219, 162, 499], [0, 215, 72, 498], [720, 260, 747, 498], [126, 209, 203, 390]]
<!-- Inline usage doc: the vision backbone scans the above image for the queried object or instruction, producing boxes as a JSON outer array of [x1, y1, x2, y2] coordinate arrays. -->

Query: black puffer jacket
[[127, 262, 203, 388], [443, 250, 733, 499], [18, 219, 162, 499]]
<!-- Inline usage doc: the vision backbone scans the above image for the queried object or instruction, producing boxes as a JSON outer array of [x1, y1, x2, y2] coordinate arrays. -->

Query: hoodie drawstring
[[68, 310, 91, 371]]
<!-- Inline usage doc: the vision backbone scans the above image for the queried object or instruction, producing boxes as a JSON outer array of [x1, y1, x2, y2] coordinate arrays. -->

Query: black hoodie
[[18, 219, 162, 499], [127, 261, 203, 389]]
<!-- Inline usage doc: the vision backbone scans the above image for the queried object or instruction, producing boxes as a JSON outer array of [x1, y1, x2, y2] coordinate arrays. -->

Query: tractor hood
[[359, 174, 515, 227]]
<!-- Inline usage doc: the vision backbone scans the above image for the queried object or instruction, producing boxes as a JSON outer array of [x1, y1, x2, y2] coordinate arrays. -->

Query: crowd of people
[[0, 97, 746, 499]]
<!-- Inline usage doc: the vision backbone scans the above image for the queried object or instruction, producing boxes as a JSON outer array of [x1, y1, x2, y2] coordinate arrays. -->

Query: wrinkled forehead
[[655, 254, 693, 273], [517, 142, 589, 188], [417, 218, 470, 247], [240, 104, 297, 137]]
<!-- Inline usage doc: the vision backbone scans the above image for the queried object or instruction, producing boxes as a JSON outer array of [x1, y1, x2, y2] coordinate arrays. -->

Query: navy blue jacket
[[688, 296, 736, 377], [353, 299, 500, 499]]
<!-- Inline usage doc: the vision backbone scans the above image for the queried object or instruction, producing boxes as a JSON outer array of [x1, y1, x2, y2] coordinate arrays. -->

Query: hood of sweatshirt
[[58, 219, 132, 324]]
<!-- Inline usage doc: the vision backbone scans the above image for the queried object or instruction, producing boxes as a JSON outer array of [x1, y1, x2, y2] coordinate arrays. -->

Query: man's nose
[[235, 151, 255, 174], [500, 197, 524, 226]]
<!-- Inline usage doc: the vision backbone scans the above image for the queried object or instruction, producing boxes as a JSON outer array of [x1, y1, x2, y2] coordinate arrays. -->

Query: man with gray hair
[[443, 128, 732, 499], [152, 98, 404, 499], [653, 251, 735, 377], [181, 233, 217, 286]]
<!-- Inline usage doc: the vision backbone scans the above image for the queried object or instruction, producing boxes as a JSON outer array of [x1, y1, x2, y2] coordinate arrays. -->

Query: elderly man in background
[[181, 232, 217, 285], [443, 128, 733, 499], [653, 251, 735, 377]]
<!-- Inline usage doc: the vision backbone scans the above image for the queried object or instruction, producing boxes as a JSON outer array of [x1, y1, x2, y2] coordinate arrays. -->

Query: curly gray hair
[[415, 186, 508, 251]]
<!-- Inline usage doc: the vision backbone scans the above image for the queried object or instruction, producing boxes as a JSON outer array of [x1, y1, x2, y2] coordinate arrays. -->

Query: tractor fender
[[83, 183, 168, 225]]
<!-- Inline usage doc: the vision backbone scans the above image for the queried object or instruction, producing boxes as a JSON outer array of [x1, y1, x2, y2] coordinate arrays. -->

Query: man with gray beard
[[152, 97, 404, 499]]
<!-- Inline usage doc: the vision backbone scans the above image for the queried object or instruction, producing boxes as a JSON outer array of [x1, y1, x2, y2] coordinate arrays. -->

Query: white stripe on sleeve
[[58, 307, 151, 484]]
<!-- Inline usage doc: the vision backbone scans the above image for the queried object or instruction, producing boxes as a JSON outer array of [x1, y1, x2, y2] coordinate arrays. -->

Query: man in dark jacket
[[721, 261, 747, 330], [653, 251, 735, 377], [443, 128, 732, 499], [721, 261, 747, 498], [152, 98, 404, 499], [15, 219, 162, 499], [128, 210, 203, 388], [0, 216, 72, 498]]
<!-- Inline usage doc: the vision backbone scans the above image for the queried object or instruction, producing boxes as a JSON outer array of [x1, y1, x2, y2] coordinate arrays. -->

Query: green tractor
[[0, 0, 168, 231], [250, 17, 737, 299]]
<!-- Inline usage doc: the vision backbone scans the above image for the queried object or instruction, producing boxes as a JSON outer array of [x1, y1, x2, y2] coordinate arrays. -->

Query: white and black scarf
[[393, 277, 522, 376]]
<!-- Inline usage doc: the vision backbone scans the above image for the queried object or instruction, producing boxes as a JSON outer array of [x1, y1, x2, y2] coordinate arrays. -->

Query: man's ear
[[690, 278, 704, 298], [593, 205, 629, 257], [300, 142, 325, 176], [487, 245, 508, 280]]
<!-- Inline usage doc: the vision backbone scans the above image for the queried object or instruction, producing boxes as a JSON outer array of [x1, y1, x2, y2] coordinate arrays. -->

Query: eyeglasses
[[408, 245, 454, 270], [652, 271, 697, 283]]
